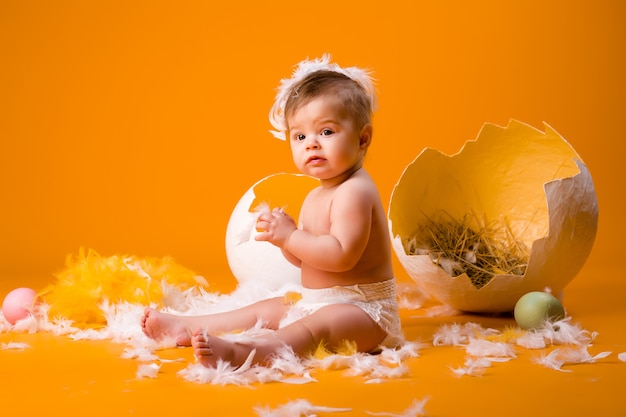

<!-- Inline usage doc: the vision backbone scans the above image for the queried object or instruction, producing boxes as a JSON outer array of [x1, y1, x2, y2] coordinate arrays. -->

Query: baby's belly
[[300, 266, 392, 289]]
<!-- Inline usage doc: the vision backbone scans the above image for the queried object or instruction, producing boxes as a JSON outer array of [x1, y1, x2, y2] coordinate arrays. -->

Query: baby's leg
[[141, 296, 289, 346], [192, 303, 386, 368], [141, 309, 195, 346], [192, 331, 289, 368], [294, 303, 388, 353]]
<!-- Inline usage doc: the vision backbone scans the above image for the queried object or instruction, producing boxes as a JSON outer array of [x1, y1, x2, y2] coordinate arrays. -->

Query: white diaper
[[279, 278, 404, 349]]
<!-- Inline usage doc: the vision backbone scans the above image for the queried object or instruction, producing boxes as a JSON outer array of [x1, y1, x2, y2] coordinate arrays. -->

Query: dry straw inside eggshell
[[388, 120, 598, 313], [225, 173, 319, 292]]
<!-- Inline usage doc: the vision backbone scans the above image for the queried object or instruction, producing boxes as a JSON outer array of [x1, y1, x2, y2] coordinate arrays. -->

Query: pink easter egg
[[2, 287, 37, 325]]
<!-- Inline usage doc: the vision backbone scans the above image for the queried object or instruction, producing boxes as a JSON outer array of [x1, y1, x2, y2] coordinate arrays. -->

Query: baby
[[142, 55, 403, 368]]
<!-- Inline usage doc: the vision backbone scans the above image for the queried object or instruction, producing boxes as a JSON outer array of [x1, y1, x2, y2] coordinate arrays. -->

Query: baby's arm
[[280, 244, 301, 267], [256, 181, 374, 272], [286, 186, 372, 272]]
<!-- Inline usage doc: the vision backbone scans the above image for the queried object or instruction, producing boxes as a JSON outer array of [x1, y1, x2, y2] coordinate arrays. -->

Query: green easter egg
[[514, 291, 565, 330]]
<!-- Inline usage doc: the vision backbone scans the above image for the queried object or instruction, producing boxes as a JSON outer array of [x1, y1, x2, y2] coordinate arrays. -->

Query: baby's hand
[[255, 207, 297, 248]]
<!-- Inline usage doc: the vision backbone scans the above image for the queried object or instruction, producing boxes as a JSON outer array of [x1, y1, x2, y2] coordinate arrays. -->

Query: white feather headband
[[268, 54, 378, 140]]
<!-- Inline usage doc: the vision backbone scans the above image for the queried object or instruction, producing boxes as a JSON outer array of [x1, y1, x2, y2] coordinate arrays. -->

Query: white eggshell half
[[388, 120, 599, 313], [225, 173, 319, 293]]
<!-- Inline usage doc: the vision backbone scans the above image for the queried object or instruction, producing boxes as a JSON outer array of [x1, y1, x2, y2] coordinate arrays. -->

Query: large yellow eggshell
[[388, 120, 598, 313], [225, 173, 319, 291]]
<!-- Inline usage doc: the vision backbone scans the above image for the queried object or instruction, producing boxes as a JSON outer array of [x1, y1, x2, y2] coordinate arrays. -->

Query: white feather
[[538, 317, 596, 346], [515, 331, 547, 349], [432, 323, 466, 346], [178, 360, 253, 386], [432, 322, 497, 346], [412, 303, 460, 318], [451, 357, 493, 377], [365, 397, 429, 417], [379, 341, 422, 365], [276, 374, 317, 385], [268, 345, 308, 376], [533, 348, 569, 371], [121, 346, 159, 361], [254, 399, 351, 417], [136, 362, 160, 379], [396, 282, 428, 310], [465, 338, 516, 359], [70, 328, 108, 341], [9, 313, 39, 333], [556, 345, 612, 364], [1, 342, 31, 350], [533, 346, 612, 372]]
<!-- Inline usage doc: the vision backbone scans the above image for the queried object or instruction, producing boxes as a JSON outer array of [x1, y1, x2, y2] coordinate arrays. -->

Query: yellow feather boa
[[41, 248, 208, 327]]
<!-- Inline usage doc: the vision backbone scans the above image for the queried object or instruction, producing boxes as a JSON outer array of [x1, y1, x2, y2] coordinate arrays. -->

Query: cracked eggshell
[[225, 173, 319, 292], [388, 120, 598, 313]]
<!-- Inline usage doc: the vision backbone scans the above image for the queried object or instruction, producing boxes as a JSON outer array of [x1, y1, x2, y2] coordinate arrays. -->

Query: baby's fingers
[[256, 218, 270, 231], [256, 211, 274, 222]]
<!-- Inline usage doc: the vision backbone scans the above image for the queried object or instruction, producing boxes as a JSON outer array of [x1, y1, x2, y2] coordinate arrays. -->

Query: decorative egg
[[225, 173, 319, 292], [514, 291, 565, 330], [2, 287, 37, 325], [388, 120, 598, 313]]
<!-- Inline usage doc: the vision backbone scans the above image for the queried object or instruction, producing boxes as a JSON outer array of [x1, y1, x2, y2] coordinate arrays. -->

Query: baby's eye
[[321, 129, 334, 136], [295, 133, 306, 141]]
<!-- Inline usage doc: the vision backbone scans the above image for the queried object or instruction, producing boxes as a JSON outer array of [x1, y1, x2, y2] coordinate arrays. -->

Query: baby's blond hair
[[269, 55, 377, 140], [284, 70, 374, 134]]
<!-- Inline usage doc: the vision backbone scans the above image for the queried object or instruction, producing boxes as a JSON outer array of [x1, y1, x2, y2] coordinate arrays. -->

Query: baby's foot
[[141, 307, 192, 346], [192, 331, 254, 369]]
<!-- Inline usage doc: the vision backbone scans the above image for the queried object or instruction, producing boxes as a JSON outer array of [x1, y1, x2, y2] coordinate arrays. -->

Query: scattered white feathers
[[252, 397, 429, 417], [2, 273, 618, 388], [254, 399, 351, 417], [432, 317, 615, 376], [176, 341, 421, 386], [435, 323, 516, 377], [177, 353, 296, 386], [5, 312, 40, 334], [433, 322, 499, 346]]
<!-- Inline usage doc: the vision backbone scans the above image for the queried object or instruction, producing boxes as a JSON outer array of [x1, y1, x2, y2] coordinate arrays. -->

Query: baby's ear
[[359, 124, 373, 149]]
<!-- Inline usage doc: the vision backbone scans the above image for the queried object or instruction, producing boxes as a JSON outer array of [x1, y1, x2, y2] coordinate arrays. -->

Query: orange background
[[2, 0, 623, 285], [1, 1, 625, 416]]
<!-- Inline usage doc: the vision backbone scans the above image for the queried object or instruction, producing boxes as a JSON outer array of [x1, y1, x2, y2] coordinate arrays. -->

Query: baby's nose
[[306, 138, 320, 149]]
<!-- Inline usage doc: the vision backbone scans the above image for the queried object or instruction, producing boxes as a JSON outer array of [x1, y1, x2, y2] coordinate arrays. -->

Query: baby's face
[[286, 96, 368, 183]]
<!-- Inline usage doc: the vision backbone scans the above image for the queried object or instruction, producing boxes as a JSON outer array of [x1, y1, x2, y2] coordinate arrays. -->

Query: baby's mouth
[[306, 156, 325, 164]]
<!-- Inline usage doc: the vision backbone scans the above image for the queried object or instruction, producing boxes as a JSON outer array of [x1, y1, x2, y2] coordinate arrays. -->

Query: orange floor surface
[[1, 262, 624, 417]]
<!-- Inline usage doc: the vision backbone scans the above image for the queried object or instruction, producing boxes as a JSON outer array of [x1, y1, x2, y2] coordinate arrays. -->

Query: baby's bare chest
[[301, 191, 334, 234]]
